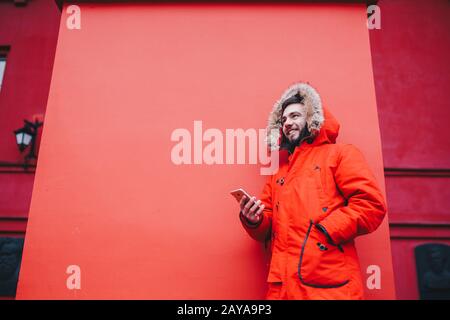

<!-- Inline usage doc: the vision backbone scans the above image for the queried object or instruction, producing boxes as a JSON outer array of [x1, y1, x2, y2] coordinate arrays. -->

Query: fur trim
[[266, 82, 324, 151]]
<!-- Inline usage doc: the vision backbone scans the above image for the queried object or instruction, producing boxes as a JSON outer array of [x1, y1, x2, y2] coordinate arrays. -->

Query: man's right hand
[[240, 195, 265, 224]]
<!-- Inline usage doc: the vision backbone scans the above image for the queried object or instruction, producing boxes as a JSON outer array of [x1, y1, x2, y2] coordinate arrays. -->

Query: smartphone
[[230, 188, 252, 203]]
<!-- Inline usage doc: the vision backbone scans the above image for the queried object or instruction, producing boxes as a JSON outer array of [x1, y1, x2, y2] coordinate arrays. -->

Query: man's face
[[281, 103, 307, 143]]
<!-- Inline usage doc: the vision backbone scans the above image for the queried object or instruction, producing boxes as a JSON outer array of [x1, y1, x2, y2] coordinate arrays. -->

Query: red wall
[[369, 0, 450, 300], [0, 0, 60, 300], [0, 0, 448, 299], [0, 0, 60, 236], [16, 2, 395, 299]]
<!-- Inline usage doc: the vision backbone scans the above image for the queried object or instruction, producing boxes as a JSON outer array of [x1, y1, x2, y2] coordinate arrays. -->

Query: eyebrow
[[282, 111, 301, 119]]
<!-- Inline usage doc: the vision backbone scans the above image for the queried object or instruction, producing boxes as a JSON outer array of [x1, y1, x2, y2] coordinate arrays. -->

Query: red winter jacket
[[240, 83, 387, 300]]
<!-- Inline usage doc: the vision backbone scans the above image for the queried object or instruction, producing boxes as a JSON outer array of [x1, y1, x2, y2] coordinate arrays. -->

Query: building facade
[[0, 0, 448, 299]]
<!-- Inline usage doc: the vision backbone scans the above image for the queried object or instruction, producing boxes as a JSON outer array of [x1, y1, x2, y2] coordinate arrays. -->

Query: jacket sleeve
[[239, 175, 273, 242], [317, 144, 387, 245]]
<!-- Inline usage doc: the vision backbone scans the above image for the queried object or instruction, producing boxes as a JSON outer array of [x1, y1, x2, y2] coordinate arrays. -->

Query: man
[[239, 82, 387, 300]]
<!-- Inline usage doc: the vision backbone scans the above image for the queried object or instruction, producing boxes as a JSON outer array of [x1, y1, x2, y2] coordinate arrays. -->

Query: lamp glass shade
[[15, 131, 33, 148], [15, 132, 24, 145], [23, 132, 33, 145]]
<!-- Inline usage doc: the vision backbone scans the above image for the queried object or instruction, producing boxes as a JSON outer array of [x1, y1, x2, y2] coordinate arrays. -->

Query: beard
[[286, 135, 302, 154], [281, 126, 309, 154]]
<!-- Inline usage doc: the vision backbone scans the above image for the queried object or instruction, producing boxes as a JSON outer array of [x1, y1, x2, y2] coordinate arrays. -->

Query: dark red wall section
[[0, 0, 60, 227], [370, 0, 450, 169], [369, 0, 450, 300], [0, 0, 60, 299]]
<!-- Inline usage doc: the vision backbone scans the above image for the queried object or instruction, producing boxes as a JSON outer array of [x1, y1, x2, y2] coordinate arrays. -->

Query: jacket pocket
[[298, 220, 349, 288]]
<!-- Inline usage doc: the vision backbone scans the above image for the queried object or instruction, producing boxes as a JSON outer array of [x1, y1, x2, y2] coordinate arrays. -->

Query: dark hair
[[281, 93, 304, 114], [279, 93, 309, 154]]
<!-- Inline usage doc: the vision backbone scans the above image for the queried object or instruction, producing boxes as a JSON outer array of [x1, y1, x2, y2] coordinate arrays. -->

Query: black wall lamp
[[14, 119, 43, 164]]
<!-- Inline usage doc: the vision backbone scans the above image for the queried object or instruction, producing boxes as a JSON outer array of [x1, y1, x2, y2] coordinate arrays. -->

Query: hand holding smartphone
[[230, 188, 265, 224]]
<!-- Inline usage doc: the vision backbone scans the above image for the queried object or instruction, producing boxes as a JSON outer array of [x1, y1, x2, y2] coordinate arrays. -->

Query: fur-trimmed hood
[[266, 82, 340, 151]]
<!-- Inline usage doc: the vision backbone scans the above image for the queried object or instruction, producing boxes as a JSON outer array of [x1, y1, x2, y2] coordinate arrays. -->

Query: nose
[[284, 117, 294, 128]]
